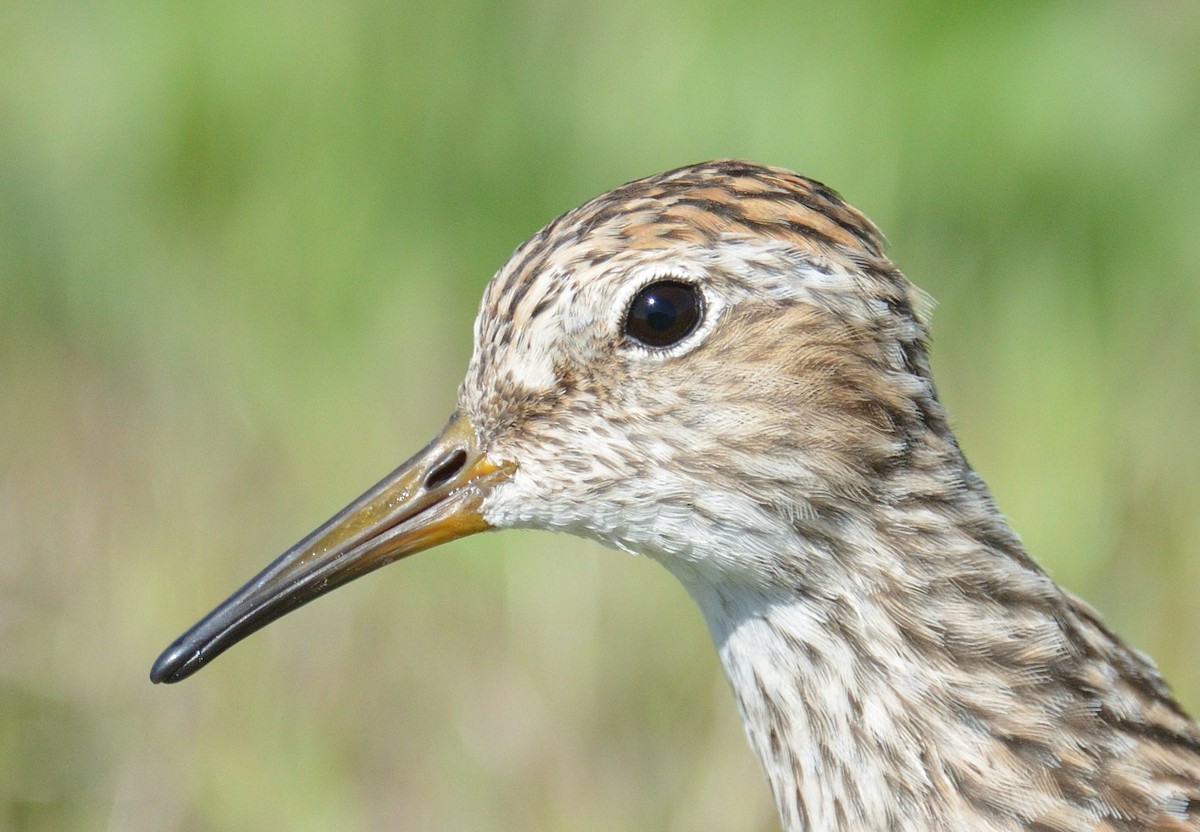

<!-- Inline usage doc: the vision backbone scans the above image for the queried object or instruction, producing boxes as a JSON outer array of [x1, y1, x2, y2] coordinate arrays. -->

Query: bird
[[152, 160, 1200, 831]]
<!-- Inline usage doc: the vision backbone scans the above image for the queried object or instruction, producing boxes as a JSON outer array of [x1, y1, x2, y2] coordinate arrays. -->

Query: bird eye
[[623, 281, 704, 348]]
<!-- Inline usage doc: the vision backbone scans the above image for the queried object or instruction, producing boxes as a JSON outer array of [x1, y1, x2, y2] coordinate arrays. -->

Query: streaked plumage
[[154, 160, 1200, 831]]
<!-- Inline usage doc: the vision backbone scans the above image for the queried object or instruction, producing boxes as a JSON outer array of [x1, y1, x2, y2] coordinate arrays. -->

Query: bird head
[[151, 160, 942, 683]]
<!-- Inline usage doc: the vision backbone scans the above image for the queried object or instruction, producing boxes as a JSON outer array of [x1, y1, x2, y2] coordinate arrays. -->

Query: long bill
[[150, 410, 511, 684]]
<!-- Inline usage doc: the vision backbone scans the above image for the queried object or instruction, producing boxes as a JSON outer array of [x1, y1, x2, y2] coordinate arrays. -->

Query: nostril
[[424, 449, 468, 491]]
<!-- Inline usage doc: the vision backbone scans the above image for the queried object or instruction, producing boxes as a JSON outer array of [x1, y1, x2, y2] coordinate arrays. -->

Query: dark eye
[[623, 280, 704, 348]]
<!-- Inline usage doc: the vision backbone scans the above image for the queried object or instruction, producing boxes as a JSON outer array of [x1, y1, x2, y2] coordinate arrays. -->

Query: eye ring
[[623, 280, 705, 349]]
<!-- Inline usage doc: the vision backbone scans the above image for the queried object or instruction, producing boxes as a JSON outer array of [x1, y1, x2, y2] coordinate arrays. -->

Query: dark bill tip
[[150, 642, 204, 684]]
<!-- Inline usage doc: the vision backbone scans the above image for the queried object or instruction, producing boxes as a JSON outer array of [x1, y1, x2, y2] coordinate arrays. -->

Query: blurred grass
[[2, 1, 1199, 830]]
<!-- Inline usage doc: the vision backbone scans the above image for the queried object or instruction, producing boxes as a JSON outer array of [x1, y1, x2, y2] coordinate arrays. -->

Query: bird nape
[[151, 160, 1200, 831]]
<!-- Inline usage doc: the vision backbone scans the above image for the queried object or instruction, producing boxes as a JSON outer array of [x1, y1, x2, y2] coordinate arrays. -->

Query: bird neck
[[670, 475, 1200, 832], [704, 587, 943, 831]]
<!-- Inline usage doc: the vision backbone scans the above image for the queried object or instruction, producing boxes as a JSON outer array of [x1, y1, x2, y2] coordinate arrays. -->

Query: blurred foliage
[[2, 1, 1199, 830]]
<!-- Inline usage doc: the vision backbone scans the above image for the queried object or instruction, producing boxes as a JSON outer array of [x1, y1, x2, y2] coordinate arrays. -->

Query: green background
[[3, 2, 1199, 830]]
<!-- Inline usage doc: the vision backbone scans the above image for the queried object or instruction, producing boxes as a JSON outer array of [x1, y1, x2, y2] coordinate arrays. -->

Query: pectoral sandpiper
[[153, 160, 1200, 831]]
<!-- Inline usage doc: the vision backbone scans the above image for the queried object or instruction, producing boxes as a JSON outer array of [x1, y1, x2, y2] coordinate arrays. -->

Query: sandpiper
[[153, 160, 1200, 831]]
